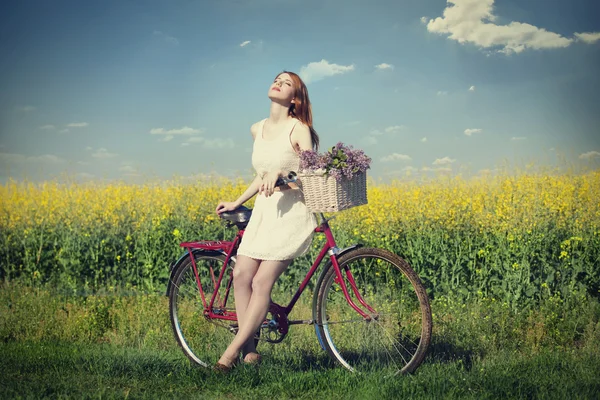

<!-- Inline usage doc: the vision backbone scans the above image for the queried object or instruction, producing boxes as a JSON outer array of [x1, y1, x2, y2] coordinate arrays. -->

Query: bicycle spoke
[[168, 253, 238, 368], [315, 247, 432, 374], [319, 318, 367, 325], [371, 319, 410, 367]]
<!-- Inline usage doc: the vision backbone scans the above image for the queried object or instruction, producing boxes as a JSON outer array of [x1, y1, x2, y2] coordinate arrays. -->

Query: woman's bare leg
[[230, 255, 260, 361], [217, 259, 291, 366]]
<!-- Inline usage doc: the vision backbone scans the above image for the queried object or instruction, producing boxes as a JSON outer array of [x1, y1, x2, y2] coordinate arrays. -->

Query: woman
[[214, 71, 319, 371]]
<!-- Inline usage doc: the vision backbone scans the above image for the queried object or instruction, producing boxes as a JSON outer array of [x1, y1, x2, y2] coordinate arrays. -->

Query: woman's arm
[[216, 122, 264, 213], [234, 174, 262, 206], [290, 123, 313, 152], [216, 174, 262, 214]]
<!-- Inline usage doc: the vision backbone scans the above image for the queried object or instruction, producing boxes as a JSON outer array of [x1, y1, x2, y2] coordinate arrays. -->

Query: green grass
[[2, 284, 600, 399], [2, 341, 599, 399]]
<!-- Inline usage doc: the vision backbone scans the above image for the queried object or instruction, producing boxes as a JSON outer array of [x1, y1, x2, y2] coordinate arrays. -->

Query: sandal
[[243, 353, 262, 365], [213, 355, 239, 373]]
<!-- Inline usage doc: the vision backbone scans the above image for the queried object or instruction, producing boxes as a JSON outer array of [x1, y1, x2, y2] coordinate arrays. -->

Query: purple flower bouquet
[[299, 142, 372, 181], [298, 142, 371, 212]]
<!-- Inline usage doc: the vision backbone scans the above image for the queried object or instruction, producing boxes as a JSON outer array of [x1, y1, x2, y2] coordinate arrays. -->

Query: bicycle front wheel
[[315, 247, 432, 375], [168, 252, 237, 368]]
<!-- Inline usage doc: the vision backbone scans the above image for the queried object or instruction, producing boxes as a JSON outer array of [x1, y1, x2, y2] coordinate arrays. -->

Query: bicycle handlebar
[[274, 170, 297, 187]]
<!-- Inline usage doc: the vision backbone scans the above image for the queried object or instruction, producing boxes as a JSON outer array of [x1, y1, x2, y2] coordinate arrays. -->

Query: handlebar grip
[[275, 171, 297, 187]]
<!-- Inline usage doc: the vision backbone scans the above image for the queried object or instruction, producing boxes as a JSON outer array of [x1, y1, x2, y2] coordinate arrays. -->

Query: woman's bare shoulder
[[291, 119, 312, 151], [291, 119, 311, 138], [250, 119, 265, 139]]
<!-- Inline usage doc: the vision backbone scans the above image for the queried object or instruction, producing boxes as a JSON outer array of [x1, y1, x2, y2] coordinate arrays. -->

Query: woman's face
[[268, 73, 296, 104]]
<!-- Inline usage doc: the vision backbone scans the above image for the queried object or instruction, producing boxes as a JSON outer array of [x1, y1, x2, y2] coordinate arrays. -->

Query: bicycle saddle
[[219, 205, 252, 229]]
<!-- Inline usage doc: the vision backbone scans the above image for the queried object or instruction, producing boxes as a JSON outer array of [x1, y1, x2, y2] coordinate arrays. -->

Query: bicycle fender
[[312, 243, 363, 351], [164, 248, 232, 296]]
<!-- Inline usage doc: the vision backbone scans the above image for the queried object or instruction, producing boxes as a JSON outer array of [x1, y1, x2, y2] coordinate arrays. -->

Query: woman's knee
[[251, 274, 275, 294], [233, 257, 259, 285], [250, 260, 290, 293], [233, 266, 253, 285]]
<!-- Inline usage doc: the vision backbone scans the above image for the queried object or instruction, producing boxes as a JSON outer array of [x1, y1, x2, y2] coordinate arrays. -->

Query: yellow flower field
[[1, 171, 599, 306]]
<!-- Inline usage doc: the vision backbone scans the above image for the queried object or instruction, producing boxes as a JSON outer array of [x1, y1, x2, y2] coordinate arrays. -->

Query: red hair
[[277, 71, 320, 150]]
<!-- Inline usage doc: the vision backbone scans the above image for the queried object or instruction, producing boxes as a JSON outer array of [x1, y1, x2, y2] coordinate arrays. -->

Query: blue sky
[[1, 0, 599, 184]]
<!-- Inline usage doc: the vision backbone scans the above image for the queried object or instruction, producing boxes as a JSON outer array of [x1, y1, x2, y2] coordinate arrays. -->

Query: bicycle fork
[[321, 226, 378, 321]]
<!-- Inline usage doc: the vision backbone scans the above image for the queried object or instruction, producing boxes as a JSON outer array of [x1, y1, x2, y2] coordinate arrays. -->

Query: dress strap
[[258, 118, 267, 141], [287, 120, 300, 153]]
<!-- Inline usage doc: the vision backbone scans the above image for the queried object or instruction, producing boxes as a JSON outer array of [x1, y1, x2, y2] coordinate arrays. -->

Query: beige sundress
[[236, 118, 317, 261]]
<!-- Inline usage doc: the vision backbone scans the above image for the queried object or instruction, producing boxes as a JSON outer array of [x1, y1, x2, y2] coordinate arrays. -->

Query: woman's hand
[[216, 201, 240, 215], [259, 170, 281, 197]]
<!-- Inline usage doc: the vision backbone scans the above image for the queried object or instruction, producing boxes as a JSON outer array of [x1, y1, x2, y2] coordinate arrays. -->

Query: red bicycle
[[167, 187, 432, 374]]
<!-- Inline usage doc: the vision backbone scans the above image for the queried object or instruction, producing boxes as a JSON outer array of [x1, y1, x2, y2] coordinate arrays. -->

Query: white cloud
[[17, 105, 36, 112], [433, 156, 456, 165], [375, 63, 394, 70], [40, 125, 55, 130], [510, 136, 527, 141], [240, 40, 251, 47], [421, 137, 427, 142], [424, 0, 573, 55], [579, 151, 600, 160], [32, 154, 66, 163], [361, 136, 378, 146], [150, 126, 202, 135], [464, 128, 482, 136], [58, 129, 69, 134], [119, 165, 137, 173], [0, 152, 66, 164], [67, 122, 88, 128], [574, 32, 600, 44], [159, 135, 174, 142], [437, 91, 448, 96], [384, 125, 405, 133], [385, 166, 419, 176], [202, 138, 235, 149], [469, 85, 476, 91], [299, 59, 355, 84], [0, 153, 25, 163], [184, 136, 235, 149], [368, 126, 404, 136], [85, 146, 93, 151], [92, 148, 118, 159], [420, 16, 428, 25], [76, 172, 95, 180], [381, 153, 412, 162], [422, 166, 452, 173], [153, 30, 179, 46]]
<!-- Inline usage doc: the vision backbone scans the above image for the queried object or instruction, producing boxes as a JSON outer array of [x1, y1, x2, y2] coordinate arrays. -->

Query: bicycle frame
[[178, 214, 378, 327]]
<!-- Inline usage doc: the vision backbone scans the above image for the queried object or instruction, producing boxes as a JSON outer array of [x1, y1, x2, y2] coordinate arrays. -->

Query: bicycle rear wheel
[[168, 252, 237, 367], [315, 247, 432, 375]]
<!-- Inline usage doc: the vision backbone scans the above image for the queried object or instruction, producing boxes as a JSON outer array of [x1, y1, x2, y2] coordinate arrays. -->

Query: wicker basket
[[298, 171, 368, 213]]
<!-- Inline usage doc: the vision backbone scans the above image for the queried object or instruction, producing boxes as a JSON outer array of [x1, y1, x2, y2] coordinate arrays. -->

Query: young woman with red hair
[[214, 71, 319, 371]]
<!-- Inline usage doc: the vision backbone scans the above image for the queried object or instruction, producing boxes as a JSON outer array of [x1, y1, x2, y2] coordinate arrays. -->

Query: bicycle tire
[[314, 247, 432, 375], [168, 252, 238, 367]]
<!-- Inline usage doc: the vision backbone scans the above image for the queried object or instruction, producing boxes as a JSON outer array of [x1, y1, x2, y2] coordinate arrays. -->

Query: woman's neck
[[268, 102, 292, 124]]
